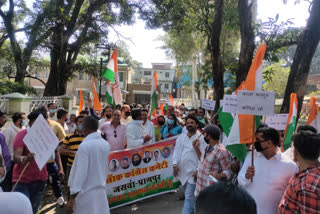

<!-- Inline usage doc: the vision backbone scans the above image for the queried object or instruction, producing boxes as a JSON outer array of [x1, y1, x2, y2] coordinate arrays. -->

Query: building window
[[165, 84, 169, 89], [35, 71, 40, 78], [144, 71, 151, 75], [78, 73, 83, 80], [165, 72, 170, 78], [119, 72, 124, 82]]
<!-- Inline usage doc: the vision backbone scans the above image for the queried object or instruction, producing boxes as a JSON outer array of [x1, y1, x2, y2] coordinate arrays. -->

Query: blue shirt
[[160, 125, 182, 139]]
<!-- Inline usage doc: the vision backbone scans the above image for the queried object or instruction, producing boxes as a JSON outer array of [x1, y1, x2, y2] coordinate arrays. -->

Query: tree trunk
[[209, 0, 224, 111], [280, 0, 320, 119], [236, 0, 255, 88]]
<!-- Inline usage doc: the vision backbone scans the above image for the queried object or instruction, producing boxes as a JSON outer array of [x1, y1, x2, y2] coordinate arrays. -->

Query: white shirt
[[68, 132, 110, 214], [67, 123, 77, 134], [143, 120, 155, 143], [98, 118, 112, 129], [48, 112, 57, 121], [126, 120, 145, 149], [172, 131, 206, 185], [2, 124, 24, 159], [0, 192, 32, 214], [238, 150, 298, 214], [121, 116, 132, 125]]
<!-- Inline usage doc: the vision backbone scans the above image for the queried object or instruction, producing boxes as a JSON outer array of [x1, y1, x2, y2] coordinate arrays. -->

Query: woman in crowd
[[160, 114, 182, 139], [154, 116, 166, 141]]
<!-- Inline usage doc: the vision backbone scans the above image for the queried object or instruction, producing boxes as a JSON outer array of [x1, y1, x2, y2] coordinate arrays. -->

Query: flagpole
[[251, 115, 256, 182]]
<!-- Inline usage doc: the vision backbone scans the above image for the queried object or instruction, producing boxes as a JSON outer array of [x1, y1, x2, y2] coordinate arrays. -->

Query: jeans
[[14, 180, 46, 214], [46, 162, 63, 199], [182, 182, 196, 214]]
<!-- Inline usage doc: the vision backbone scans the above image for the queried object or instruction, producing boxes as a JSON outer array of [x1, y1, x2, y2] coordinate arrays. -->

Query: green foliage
[[263, 61, 290, 98], [0, 80, 37, 95]]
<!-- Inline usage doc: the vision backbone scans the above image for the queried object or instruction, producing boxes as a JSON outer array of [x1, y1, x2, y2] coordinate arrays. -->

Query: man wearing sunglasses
[[237, 127, 298, 214], [100, 110, 126, 151]]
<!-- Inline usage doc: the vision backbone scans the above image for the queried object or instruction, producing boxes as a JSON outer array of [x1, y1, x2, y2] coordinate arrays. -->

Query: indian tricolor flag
[[150, 70, 158, 118], [106, 80, 115, 106], [222, 43, 266, 161], [91, 77, 102, 111], [282, 93, 298, 151], [307, 97, 320, 133], [78, 89, 85, 116], [169, 93, 175, 106], [103, 50, 117, 82]]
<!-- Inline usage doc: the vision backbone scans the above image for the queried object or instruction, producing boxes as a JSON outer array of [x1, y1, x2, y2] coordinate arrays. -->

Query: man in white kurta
[[67, 116, 110, 214], [126, 109, 151, 149], [141, 109, 155, 143], [172, 116, 206, 214]]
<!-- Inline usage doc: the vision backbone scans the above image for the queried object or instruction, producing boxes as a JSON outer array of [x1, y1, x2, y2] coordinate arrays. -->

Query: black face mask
[[204, 137, 210, 144], [255, 141, 267, 152], [106, 115, 112, 119], [158, 121, 165, 126], [125, 112, 131, 117]]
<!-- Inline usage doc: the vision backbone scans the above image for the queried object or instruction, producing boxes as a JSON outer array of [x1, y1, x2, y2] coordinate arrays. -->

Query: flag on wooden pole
[[223, 43, 266, 161], [78, 89, 84, 116], [150, 70, 158, 118], [91, 77, 102, 111]]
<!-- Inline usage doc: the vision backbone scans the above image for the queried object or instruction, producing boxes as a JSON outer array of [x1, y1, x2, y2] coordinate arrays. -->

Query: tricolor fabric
[[150, 71, 158, 118], [78, 89, 85, 116], [282, 93, 298, 151], [307, 97, 320, 133], [160, 103, 164, 116], [222, 43, 266, 162], [103, 51, 117, 82], [169, 93, 174, 106], [106, 80, 115, 107], [106, 49, 122, 105], [91, 77, 102, 111]]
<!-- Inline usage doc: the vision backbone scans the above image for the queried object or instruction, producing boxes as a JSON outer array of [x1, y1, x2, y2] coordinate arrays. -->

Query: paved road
[[38, 190, 184, 214]]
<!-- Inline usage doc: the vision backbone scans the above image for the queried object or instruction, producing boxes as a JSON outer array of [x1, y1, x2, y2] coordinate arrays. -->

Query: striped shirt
[[63, 132, 84, 166]]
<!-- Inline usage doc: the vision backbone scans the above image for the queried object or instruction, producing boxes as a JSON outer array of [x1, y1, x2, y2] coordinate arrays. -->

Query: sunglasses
[[114, 130, 117, 138]]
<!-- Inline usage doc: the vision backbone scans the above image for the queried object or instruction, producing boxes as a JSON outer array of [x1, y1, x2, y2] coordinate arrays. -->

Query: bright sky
[[108, 0, 310, 67]]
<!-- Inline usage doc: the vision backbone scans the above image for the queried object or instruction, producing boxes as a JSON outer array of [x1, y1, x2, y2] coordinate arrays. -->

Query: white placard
[[201, 99, 216, 110], [223, 95, 238, 113], [23, 114, 59, 170], [266, 114, 289, 130], [237, 91, 275, 116]]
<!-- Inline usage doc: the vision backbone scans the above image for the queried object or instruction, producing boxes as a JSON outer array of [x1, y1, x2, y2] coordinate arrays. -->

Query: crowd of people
[[0, 100, 319, 214]]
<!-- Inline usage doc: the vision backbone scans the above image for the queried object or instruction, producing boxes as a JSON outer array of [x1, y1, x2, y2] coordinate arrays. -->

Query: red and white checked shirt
[[278, 164, 320, 214], [195, 143, 232, 196]]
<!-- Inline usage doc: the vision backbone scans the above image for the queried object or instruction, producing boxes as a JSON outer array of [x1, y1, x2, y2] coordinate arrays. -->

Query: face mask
[[255, 141, 267, 152], [198, 116, 204, 120], [125, 112, 131, 117], [204, 137, 210, 144], [106, 115, 112, 119], [158, 121, 165, 126], [77, 124, 83, 131], [49, 109, 56, 114], [21, 120, 27, 127], [167, 119, 175, 125]]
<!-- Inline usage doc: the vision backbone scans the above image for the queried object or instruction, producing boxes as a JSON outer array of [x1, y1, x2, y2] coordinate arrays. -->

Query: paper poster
[[23, 114, 59, 170], [201, 99, 216, 110], [237, 91, 275, 116], [222, 95, 238, 113], [107, 137, 180, 209], [266, 114, 289, 130]]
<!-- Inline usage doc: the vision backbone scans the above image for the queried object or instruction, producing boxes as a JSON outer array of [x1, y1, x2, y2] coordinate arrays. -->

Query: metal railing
[[29, 96, 63, 112], [0, 96, 9, 113]]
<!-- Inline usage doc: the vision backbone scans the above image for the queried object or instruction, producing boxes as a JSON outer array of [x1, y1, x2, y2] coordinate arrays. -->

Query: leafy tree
[[44, 0, 136, 96], [263, 61, 290, 98], [281, 0, 320, 117]]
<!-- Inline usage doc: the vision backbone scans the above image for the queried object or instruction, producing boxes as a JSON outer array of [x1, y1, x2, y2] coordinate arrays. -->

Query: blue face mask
[[198, 116, 204, 120], [49, 109, 56, 114], [167, 119, 175, 125], [77, 124, 83, 131], [21, 120, 27, 127]]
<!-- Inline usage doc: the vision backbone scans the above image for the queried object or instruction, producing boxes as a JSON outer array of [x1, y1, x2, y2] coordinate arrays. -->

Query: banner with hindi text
[[106, 136, 181, 209]]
